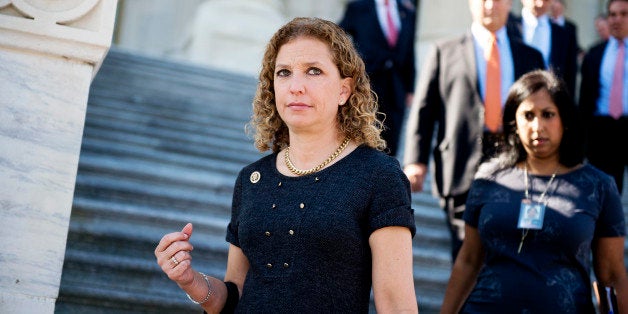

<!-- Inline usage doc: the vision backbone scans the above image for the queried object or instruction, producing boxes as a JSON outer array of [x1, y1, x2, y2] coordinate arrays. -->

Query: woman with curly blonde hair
[[249, 17, 386, 153], [155, 17, 418, 313]]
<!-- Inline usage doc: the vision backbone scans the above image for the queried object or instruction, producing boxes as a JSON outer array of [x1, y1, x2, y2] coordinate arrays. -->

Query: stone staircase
[[55, 47, 627, 314]]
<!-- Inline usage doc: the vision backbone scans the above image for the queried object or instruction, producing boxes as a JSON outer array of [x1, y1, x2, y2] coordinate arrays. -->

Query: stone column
[[0, 0, 117, 312]]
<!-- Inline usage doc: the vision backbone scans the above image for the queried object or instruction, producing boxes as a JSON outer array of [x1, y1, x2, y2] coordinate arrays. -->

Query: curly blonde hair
[[248, 17, 386, 153]]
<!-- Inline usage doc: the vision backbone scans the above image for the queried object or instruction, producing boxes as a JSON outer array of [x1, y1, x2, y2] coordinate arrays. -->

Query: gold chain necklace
[[284, 137, 350, 176]]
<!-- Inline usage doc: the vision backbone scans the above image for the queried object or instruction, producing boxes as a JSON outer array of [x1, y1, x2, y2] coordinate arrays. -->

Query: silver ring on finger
[[171, 256, 179, 266]]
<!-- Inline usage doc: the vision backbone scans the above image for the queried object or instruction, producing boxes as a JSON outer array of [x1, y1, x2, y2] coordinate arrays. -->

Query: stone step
[[82, 115, 257, 164], [87, 89, 253, 130], [73, 172, 231, 216], [90, 52, 256, 118], [86, 96, 251, 135], [79, 137, 244, 177], [94, 47, 257, 94]]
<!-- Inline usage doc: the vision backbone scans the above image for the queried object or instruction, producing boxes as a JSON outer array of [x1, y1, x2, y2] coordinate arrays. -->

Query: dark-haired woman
[[441, 70, 627, 313]]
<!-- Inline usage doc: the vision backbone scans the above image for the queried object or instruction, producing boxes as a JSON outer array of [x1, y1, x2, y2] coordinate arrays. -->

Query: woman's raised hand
[[155, 223, 195, 286]]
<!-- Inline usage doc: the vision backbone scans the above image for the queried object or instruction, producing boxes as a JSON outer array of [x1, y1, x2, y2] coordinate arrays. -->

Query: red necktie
[[485, 33, 501, 132], [384, 0, 398, 47], [609, 41, 625, 119]]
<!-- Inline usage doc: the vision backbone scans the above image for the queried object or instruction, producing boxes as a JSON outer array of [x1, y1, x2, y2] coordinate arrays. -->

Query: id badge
[[517, 199, 545, 229]]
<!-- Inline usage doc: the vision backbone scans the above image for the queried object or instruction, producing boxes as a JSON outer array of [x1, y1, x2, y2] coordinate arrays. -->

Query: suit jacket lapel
[[549, 23, 564, 68], [510, 38, 530, 79], [367, 0, 389, 47], [461, 33, 480, 98], [395, 0, 414, 50]]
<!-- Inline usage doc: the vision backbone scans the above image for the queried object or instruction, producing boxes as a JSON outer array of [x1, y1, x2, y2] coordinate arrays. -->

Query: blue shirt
[[472, 24, 515, 109], [597, 37, 628, 117]]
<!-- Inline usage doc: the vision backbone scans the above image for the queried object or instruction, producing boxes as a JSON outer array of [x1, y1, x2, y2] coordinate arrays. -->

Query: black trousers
[[587, 116, 627, 194], [442, 132, 506, 262], [441, 192, 468, 262]]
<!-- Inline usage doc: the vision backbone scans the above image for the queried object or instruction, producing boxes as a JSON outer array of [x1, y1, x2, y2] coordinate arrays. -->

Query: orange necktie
[[485, 33, 501, 132]]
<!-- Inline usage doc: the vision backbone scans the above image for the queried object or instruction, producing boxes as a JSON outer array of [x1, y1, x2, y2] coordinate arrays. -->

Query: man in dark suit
[[549, 0, 582, 56], [403, 0, 544, 261], [339, 0, 417, 157], [507, 0, 579, 97], [580, 0, 628, 194]]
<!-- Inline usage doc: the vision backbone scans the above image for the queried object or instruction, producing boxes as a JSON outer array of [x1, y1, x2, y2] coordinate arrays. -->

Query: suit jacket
[[579, 40, 607, 124], [562, 19, 582, 54], [339, 0, 416, 121], [403, 32, 544, 198], [507, 14, 579, 96]]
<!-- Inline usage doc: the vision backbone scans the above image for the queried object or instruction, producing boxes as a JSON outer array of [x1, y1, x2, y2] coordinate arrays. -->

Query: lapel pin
[[250, 171, 261, 183]]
